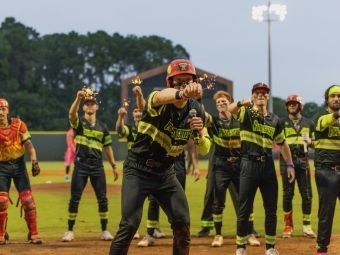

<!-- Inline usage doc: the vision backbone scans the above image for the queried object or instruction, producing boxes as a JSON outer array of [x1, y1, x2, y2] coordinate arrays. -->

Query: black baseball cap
[[252, 82, 270, 94], [83, 97, 98, 105]]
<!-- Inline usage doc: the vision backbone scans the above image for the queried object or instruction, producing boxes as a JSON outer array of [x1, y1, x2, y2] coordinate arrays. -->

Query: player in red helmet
[[280, 94, 316, 239], [109, 59, 210, 255], [0, 98, 42, 244]]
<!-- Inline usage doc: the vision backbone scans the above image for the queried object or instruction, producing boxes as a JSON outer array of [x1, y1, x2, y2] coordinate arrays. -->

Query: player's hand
[[287, 167, 295, 183], [113, 165, 118, 181], [189, 117, 204, 132], [302, 132, 312, 145], [118, 107, 127, 117], [132, 86, 143, 96], [76, 90, 86, 100], [182, 82, 203, 99], [239, 98, 253, 107], [32, 161, 40, 177], [193, 168, 200, 182]]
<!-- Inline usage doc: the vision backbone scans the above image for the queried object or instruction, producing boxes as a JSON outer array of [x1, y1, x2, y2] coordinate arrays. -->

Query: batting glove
[[32, 161, 40, 177]]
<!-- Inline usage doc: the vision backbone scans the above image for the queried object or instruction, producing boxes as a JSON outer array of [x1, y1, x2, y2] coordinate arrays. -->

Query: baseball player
[[138, 139, 200, 247], [314, 85, 340, 255], [116, 86, 146, 240], [0, 98, 42, 244], [109, 59, 211, 255], [280, 94, 316, 238], [62, 91, 118, 242], [64, 127, 76, 182], [228, 83, 295, 255], [204, 91, 260, 247]]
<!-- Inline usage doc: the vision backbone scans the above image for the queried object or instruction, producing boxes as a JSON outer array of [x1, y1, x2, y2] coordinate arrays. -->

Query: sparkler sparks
[[132, 76, 143, 85], [199, 74, 216, 90], [82, 86, 98, 98], [123, 99, 130, 107]]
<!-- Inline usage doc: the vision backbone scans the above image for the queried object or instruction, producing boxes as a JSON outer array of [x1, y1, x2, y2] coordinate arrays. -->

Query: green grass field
[[5, 160, 340, 240]]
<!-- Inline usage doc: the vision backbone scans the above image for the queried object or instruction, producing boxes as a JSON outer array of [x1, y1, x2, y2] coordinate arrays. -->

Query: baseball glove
[[32, 161, 40, 177]]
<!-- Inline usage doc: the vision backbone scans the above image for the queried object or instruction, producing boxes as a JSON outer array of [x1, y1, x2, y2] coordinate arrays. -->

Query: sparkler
[[132, 76, 143, 85], [123, 99, 130, 107], [199, 74, 216, 90], [82, 86, 98, 98]]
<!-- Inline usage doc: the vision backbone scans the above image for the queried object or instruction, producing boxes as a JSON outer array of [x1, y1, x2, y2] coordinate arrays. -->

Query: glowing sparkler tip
[[82, 86, 98, 98], [132, 76, 143, 85], [123, 99, 130, 107]]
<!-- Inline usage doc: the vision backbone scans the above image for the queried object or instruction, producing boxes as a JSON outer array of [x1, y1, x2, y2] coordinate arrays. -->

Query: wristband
[[237, 101, 242, 108], [181, 91, 190, 100], [287, 163, 294, 168], [175, 90, 182, 100]]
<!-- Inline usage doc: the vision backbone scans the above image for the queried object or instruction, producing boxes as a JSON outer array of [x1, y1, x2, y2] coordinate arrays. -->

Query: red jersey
[[0, 118, 31, 161]]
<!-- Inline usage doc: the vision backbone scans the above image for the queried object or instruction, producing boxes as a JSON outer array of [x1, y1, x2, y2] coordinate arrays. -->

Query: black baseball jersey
[[234, 107, 285, 156], [206, 114, 240, 157], [70, 116, 112, 159], [119, 124, 138, 151], [130, 91, 206, 161], [280, 116, 315, 155], [314, 111, 340, 165]]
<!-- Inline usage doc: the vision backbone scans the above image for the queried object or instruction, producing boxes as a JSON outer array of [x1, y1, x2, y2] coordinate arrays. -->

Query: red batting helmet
[[285, 94, 303, 110], [166, 59, 197, 88], [0, 98, 9, 109]]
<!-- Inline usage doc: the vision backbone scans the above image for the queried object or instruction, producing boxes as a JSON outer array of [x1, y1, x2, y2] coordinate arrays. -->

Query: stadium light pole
[[252, 2, 287, 113]]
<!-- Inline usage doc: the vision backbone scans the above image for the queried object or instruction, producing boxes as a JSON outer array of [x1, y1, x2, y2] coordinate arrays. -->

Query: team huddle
[[0, 59, 339, 255]]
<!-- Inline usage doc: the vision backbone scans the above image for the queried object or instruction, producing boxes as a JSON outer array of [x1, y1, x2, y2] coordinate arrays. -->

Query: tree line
[[0, 17, 325, 130]]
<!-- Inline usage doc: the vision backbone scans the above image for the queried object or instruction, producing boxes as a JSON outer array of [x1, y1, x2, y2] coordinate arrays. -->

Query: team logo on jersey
[[178, 62, 189, 71]]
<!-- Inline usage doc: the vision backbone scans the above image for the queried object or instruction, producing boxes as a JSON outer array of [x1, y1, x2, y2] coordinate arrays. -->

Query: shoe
[[65, 175, 70, 182], [247, 234, 260, 246], [316, 252, 327, 255], [197, 227, 211, 237], [236, 248, 247, 255], [153, 228, 165, 238], [133, 231, 140, 239], [265, 248, 279, 255], [0, 232, 8, 245], [28, 233, 43, 244], [303, 225, 316, 238], [282, 225, 293, 238], [252, 229, 261, 238], [211, 235, 223, 247], [101, 230, 114, 240], [137, 235, 155, 247], [62, 231, 74, 242]]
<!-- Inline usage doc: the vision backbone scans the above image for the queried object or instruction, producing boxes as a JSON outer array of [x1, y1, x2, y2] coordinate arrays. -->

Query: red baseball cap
[[252, 83, 270, 94], [83, 97, 98, 105]]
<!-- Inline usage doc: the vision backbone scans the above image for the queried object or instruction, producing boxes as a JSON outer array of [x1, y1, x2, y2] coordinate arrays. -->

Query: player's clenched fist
[[132, 86, 143, 96], [183, 83, 203, 99], [117, 107, 127, 117]]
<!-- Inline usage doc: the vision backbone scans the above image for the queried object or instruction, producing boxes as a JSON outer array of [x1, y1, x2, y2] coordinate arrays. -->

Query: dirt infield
[[2, 235, 340, 255], [28, 182, 121, 195]]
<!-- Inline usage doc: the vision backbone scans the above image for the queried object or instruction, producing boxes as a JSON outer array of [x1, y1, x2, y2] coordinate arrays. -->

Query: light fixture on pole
[[252, 2, 287, 113]]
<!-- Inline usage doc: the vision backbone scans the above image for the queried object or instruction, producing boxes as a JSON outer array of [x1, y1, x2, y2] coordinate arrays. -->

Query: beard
[[288, 108, 300, 116], [329, 104, 340, 112]]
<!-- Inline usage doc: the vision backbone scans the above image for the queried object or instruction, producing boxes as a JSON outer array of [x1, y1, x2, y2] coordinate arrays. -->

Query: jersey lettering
[[328, 126, 340, 137], [253, 120, 275, 139], [164, 120, 191, 141], [83, 128, 104, 141], [218, 128, 240, 138]]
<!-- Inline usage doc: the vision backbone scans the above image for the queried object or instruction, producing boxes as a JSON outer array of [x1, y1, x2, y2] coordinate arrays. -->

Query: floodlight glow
[[252, 3, 287, 22]]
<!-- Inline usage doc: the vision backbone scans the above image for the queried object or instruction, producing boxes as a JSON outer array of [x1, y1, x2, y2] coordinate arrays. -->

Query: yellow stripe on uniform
[[240, 131, 274, 149], [75, 136, 104, 151]]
